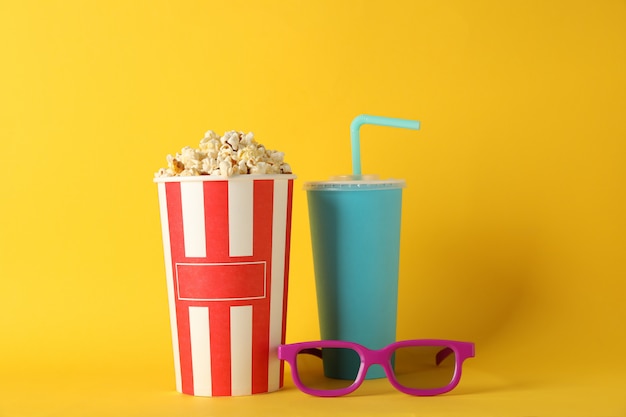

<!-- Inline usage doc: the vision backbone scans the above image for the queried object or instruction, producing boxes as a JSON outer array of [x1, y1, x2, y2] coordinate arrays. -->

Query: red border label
[[176, 262, 267, 301]]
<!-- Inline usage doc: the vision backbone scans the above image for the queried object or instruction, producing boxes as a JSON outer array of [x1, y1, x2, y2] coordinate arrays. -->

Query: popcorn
[[155, 130, 292, 178]]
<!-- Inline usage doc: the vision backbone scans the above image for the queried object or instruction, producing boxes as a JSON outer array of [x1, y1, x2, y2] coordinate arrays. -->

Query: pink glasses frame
[[278, 339, 475, 397]]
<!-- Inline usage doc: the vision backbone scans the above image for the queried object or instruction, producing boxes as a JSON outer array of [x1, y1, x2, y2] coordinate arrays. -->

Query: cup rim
[[154, 173, 297, 183], [303, 178, 406, 190]]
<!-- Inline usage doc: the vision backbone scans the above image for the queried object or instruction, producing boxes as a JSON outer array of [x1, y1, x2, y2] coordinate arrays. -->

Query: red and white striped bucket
[[155, 174, 295, 396]]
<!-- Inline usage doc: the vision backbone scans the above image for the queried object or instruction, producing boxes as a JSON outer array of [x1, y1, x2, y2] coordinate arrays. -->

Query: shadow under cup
[[304, 178, 405, 380]]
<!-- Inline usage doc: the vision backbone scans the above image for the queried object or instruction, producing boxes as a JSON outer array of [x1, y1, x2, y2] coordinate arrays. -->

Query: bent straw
[[350, 115, 420, 176]]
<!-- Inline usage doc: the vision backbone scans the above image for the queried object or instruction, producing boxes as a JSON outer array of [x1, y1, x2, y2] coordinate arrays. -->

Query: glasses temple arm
[[435, 347, 454, 366], [300, 347, 323, 359]]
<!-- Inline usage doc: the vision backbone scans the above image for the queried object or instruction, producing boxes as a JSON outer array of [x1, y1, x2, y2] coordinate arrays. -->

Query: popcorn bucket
[[155, 174, 295, 396]]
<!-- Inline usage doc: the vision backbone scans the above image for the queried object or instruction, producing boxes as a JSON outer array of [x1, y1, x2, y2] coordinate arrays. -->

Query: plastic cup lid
[[303, 174, 406, 190]]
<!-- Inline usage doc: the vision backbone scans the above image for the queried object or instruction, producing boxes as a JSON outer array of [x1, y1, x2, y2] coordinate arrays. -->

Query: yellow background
[[1, 1, 625, 416]]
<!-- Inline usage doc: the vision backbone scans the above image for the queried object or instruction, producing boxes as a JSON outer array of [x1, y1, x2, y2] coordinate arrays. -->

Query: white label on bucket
[[180, 181, 207, 258], [230, 305, 253, 396], [268, 179, 288, 391], [228, 180, 254, 257], [189, 306, 212, 396]]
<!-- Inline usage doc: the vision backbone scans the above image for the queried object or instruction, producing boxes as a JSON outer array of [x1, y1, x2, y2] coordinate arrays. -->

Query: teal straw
[[350, 115, 421, 176]]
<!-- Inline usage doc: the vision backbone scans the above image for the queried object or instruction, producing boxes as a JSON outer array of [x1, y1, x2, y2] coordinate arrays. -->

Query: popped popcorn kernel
[[155, 130, 292, 178]]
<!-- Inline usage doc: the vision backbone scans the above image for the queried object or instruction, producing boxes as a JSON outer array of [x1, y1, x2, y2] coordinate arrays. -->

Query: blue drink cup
[[303, 114, 420, 381], [304, 176, 405, 380]]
